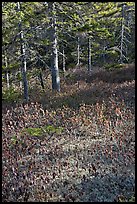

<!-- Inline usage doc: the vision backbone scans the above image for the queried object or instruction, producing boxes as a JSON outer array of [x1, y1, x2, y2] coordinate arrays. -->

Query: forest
[[2, 2, 135, 202]]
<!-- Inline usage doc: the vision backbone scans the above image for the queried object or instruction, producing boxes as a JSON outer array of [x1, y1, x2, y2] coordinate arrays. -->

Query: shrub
[[2, 87, 21, 102]]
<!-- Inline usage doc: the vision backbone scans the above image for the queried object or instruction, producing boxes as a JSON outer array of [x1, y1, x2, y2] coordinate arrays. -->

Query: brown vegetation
[[2, 64, 135, 202]]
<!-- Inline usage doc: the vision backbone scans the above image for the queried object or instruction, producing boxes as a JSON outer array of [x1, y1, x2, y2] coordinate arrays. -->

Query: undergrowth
[[2, 64, 135, 202]]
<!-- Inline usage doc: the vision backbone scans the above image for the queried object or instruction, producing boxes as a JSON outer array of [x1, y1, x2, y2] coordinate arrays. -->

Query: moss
[[25, 127, 43, 136], [128, 195, 135, 202], [22, 125, 64, 137], [117, 195, 135, 202], [10, 135, 18, 144], [104, 63, 125, 71]]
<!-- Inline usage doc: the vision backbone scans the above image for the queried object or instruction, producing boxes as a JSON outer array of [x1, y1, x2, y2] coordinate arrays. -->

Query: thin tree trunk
[[120, 24, 124, 63], [103, 46, 106, 64], [20, 80, 22, 90], [120, 4, 125, 64], [77, 36, 80, 67], [62, 47, 66, 72], [4, 54, 10, 89], [88, 36, 92, 71], [39, 68, 45, 90], [18, 68, 23, 91], [6, 71, 10, 89], [49, 2, 60, 92], [17, 2, 29, 102]]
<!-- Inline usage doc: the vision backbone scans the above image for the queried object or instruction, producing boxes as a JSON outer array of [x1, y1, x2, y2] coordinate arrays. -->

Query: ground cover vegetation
[[2, 2, 135, 202]]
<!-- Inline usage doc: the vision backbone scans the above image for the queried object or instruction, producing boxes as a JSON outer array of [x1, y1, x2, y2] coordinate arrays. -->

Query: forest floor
[[2, 64, 135, 202]]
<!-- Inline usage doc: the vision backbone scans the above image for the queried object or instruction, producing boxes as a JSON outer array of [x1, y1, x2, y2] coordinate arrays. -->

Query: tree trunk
[[6, 71, 10, 89], [49, 2, 60, 92], [62, 47, 66, 72], [17, 2, 29, 102], [88, 36, 92, 71], [77, 36, 80, 67], [4, 53, 10, 89], [39, 69, 45, 90], [120, 4, 125, 64]]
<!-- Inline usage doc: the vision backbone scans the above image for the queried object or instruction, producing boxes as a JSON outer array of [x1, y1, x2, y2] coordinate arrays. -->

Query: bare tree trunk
[[77, 36, 80, 67], [120, 4, 125, 63], [103, 45, 106, 64], [17, 2, 29, 102], [49, 2, 60, 92], [39, 68, 45, 90], [6, 71, 10, 89], [88, 36, 92, 71], [4, 54, 10, 89], [62, 47, 66, 72], [120, 21, 124, 63]]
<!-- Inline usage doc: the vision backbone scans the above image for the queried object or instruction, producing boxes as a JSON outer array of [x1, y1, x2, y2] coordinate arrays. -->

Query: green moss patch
[[22, 125, 64, 137]]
